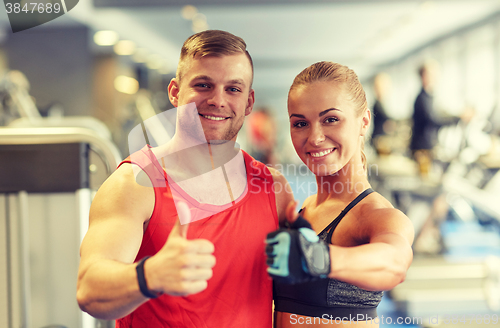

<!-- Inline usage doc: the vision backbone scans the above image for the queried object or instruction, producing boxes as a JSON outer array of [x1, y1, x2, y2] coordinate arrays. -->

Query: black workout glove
[[265, 215, 331, 284]]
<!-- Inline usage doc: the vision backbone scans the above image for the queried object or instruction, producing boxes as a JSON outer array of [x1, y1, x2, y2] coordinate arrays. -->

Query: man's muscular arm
[[267, 167, 295, 223], [76, 164, 215, 320]]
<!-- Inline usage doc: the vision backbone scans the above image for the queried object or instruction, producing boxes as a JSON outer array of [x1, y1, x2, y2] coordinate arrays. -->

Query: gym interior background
[[2, 0, 500, 327]]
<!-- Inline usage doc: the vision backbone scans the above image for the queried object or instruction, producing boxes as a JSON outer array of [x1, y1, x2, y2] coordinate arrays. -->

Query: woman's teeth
[[310, 149, 333, 157]]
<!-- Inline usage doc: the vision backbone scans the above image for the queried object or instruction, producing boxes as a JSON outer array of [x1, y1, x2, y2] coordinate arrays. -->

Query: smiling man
[[76, 30, 293, 328], [171, 55, 253, 143]]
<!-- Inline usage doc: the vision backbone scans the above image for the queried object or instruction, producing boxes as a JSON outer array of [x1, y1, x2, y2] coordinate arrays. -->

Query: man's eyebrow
[[191, 76, 246, 87], [228, 79, 245, 86], [192, 75, 212, 81], [319, 108, 341, 117]]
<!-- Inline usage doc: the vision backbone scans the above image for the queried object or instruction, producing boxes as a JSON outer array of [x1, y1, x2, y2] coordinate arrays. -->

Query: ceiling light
[[146, 54, 164, 70], [94, 30, 119, 46], [114, 40, 136, 56], [191, 13, 208, 33], [420, 1, 436, 12], [192, 22, 209, 33], [132, 48, 149, 63], [114, 75, 139, 95], [192, 13, 207, 27], [181, 5, 198, 20], [158, 65, 173, 75]]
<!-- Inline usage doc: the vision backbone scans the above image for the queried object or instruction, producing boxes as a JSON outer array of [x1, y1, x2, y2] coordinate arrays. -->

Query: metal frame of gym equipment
[[0, 127, 121, 328]]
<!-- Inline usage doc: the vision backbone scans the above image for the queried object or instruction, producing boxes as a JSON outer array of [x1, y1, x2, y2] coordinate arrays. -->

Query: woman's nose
[[309, 125, 325, 146]]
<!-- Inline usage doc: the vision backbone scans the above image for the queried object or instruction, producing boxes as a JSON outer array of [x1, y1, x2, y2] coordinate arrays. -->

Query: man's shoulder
[[90, 162, 155, 224], [112, 162, 154, 189], [120, 145, 171, 187], [123, 145, 156, 167], [242, 150, 272, 178]]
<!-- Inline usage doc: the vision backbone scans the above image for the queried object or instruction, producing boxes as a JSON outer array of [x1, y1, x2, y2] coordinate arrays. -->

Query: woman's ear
[[360, 108, 371, 136]]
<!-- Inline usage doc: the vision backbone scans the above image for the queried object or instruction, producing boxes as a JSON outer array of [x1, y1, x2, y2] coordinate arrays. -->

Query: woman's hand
[[265, 201, 331, 284]]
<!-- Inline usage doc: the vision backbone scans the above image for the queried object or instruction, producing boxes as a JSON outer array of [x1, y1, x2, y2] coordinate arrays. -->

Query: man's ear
[[360, 108, 371, 136], [168, 78, 180, 107], [245, 89, 255, 116]]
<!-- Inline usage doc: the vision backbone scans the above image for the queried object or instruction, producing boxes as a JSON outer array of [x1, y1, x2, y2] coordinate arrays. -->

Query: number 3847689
[[5, 2, 62, 14]]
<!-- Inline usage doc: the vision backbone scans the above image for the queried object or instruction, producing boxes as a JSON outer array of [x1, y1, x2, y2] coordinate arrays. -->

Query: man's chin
[[207, 139, 232, 145], [204, 131, 239, 145]]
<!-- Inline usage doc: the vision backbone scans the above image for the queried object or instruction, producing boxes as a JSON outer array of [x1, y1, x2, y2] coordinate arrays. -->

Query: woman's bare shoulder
[[357, 192, 414, 242], [301, 194, 317, 210]]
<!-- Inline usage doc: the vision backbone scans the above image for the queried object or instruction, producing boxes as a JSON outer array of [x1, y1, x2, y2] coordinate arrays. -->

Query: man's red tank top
[[115, 146, 278, 328]]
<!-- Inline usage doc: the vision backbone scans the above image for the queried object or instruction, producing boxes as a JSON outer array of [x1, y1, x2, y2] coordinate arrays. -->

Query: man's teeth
[[203, 115, 226, 121], [310, 149, 333, 157]]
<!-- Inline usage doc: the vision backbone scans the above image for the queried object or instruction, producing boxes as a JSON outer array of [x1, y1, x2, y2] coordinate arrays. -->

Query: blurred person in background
[[247, 107, 278, 165], [410, 60, 442, 176], [370, 72, 396, 156], [410, 60, 473, 177]]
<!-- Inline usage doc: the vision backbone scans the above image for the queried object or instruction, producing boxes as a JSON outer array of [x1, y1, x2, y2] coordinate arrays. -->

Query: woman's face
[[288, 81, 369, 176]]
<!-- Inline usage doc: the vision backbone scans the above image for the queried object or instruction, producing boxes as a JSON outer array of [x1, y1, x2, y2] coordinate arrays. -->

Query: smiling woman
[[268, 61, 414, 328], [288, 62, 369, 177]]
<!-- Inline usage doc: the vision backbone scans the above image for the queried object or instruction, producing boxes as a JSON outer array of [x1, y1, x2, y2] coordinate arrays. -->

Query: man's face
[[168, 53, 254, 143]]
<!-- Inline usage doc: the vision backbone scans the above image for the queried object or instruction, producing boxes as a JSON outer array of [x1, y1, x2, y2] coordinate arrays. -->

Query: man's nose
[[207, 87, 226, 108]]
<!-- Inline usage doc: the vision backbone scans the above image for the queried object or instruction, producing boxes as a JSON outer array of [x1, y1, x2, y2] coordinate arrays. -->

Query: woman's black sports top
[[273, 188, 383, 321]]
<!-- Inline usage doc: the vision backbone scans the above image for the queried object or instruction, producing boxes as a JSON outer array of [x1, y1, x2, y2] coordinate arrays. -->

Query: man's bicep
[[80, 217, 144, 265], [268, 167, 294, 222], [80, 165, 154, 265]]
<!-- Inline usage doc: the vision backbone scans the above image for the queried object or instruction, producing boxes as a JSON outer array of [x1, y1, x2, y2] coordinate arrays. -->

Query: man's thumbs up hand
[[171, 201, 190, 238], [141, 202, 216, 297]]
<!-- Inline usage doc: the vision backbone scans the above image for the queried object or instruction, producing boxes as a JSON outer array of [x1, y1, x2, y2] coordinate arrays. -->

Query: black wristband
[[290, 214, 313, 229], [136, 256, 162, 299]]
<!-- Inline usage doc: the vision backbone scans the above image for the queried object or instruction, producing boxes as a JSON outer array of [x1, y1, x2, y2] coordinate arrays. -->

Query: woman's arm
[[328, 208, 414, 291]]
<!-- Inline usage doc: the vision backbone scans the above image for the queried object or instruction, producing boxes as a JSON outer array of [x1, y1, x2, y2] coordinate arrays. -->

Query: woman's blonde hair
[[289, 61, 368, 169]]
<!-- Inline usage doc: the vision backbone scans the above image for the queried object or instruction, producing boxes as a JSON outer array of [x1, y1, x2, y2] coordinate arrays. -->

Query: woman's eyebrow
[[290, 108, 341, 119], [319, 108, 341, 117]]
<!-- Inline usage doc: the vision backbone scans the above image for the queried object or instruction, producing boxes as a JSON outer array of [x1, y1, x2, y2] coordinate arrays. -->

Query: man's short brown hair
[[176, 30, 254, 86]]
